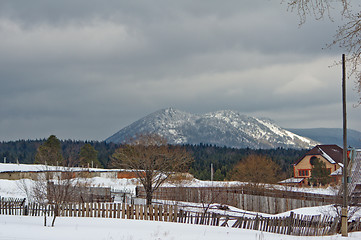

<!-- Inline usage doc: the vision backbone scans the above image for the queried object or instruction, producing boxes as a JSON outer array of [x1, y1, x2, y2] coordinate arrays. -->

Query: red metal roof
[[295, 145, 343, 165]]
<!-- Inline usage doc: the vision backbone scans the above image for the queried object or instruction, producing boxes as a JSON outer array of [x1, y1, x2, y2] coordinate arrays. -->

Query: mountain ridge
[[106, 108, 319, 149], [287, 128, 361, 148]]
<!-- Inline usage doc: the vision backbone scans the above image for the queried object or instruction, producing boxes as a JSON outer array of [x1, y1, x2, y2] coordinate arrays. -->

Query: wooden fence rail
[[0, 199, 355, 236], [138, 186, 340, 214]]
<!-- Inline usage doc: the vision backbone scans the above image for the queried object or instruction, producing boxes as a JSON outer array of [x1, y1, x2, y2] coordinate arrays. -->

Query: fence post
[[173, 205, 177, 222], [178, 209, 183, 223], [158, 205, 163, 221], [287, 211, 294, 235], [154, 205, 159, 221], [23, 203, 28, 216], [163, 205, 168, 222], [328, 216, 340, 235], [149, 205, 153, 221], [253, 215, 260, 230], [117, 203, 121, 219], [135, 205, 139, 220]]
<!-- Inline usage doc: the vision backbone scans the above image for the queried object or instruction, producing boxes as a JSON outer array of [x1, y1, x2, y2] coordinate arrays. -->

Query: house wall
[[0, 171, 40, 180], [0, 170, 136, 181], [117, 171, 142, 179]]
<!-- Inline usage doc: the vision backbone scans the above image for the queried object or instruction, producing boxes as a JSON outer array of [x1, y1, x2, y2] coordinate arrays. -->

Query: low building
[[278, 177, 304, 187]]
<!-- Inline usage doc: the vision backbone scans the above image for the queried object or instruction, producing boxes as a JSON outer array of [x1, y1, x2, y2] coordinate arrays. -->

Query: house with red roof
[[280, 145, 344, 186]]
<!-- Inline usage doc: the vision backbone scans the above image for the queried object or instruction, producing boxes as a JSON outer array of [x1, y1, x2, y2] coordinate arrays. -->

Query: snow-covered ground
[[0, 162, 118, 172], [0, 162, 337, 196], [0, 175, 336, 201], [0, 215, 360, 240], [1, 162, 361, 239], [0, 208, 357, 240]]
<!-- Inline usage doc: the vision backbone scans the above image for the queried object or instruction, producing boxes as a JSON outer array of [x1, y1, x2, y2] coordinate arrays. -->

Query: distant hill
[[287, 128, 361, 148], [106, 108, 319, 149]]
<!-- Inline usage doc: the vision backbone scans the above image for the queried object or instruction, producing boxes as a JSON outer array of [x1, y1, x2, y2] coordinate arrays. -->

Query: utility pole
[[210, 163, 214, 186], [341, 53, 348, 237]]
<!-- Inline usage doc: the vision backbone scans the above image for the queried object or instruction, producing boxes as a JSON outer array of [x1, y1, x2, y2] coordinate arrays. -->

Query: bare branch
[[110, 133, 193, 205], [284, 0, 361, 102]]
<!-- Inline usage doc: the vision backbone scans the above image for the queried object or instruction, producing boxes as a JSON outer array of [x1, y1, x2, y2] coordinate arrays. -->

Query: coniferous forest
[[0, 139, 307, 181]]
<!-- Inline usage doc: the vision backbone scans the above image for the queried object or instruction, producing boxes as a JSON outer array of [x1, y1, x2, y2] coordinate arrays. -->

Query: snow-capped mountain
[[106, 108, 319, 149]]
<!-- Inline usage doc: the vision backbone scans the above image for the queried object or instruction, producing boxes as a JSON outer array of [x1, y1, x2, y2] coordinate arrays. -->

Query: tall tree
[[284, 0, 361, 102], [79, 143, 102, 168], [230, 154, 281, 185], [34, 135, 63, 166], [110, 134, 193, 205]]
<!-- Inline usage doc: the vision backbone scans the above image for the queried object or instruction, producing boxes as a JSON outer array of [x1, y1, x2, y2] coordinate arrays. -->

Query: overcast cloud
[[0, 0, 360, 141]]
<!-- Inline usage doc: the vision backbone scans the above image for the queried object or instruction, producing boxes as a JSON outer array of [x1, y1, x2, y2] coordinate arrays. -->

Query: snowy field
[[0, 163, 337, 198], [1, 215, 361, 240]]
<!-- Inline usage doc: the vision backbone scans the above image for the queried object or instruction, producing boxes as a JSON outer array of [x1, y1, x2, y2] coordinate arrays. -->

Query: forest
[[0, 139, 308, 181]]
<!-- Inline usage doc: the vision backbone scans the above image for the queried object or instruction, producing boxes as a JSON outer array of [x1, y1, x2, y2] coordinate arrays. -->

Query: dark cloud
[[0, 0, 360, 141]]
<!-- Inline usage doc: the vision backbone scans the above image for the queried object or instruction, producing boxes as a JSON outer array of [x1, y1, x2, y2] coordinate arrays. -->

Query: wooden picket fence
[[0, 197, 27, 215], [228, 213, 339, 236], [142, 186, 340, 214], [0, 198, 351, 236]]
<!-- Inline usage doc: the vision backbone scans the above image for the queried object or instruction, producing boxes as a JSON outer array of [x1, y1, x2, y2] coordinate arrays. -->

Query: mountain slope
[[106, 108, 319, 149], [287, 128, 361, 148]]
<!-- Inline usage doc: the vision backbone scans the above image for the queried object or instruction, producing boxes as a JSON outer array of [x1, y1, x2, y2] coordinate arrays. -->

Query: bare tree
[[110, 134, 193, 205], [321, 185, 361, 229], [230, 154, 281, 186], [62, 143, 81, 167], [32, 167, 83, 227], [16, 178, 32, 200], [30, 139, 94, 227], [284, 0, 361, 103]]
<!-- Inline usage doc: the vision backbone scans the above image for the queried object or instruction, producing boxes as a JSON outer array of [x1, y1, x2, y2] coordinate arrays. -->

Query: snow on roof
[[330, 167, 343, 176], [317, 146, 336, 164], [0, 163, 122, 173], [278, 178, 304, 184]]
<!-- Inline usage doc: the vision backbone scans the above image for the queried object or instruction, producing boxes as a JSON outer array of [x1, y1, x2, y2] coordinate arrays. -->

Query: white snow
[[0, 163, 119, 173], [1, 214, 361, 240], [0, 162, 340, 197], [318, 146, 336, 164], [255, 118, 312, 145], [114, 108, 319, 149], [1, 162, 361, 239], [278, 177, 304, 184]]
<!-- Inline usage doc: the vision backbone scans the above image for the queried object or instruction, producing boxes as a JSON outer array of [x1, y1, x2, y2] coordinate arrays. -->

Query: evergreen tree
[[213, 169, 224, 181], [34, 135, 63, 166], [79, 143, 102, 168], [309, 157, 331, 186]]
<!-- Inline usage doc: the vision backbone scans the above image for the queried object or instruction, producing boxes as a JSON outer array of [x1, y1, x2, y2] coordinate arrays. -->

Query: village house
[[280, 145, 344, 186]]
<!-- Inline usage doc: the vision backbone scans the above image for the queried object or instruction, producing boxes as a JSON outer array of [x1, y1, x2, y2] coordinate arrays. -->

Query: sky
[[1, 0, 361, 142]]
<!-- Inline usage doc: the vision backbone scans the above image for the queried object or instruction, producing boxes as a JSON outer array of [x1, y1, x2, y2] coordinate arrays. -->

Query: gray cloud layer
[[0, 0, 360, 141]]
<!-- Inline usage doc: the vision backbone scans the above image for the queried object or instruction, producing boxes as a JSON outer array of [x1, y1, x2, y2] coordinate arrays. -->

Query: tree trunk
[[145, 176, 153, 206], [146, 189, 152, 206], [51, 214, 57, 227], [43, 204, 47, 226], [51, 204, 58, 227]]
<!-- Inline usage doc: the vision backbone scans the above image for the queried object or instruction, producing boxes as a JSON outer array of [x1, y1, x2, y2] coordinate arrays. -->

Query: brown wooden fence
[[137, 186, 340, 214], [0, 198, 354, 236]]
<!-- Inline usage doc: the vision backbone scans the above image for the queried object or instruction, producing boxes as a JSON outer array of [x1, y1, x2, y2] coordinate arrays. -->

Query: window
[[298, 169, 309, 177]]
